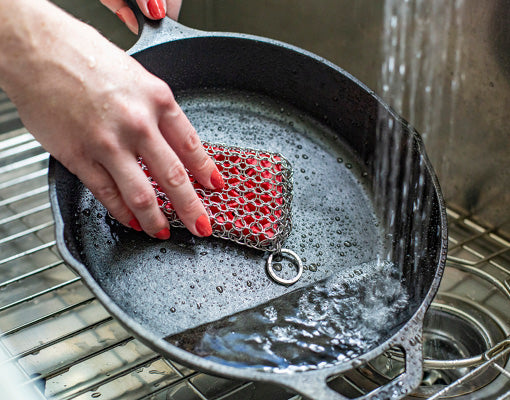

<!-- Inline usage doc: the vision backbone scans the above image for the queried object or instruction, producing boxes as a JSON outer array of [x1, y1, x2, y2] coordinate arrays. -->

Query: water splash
[[168, 261, 410, 372]]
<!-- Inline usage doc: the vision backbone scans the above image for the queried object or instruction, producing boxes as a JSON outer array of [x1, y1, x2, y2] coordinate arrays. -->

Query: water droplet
[[216, 286, 224, 293], [88, 56, 97, 68], [346, 163, 352, 169], [247, 281, 253, 287], [170, 307, 176, 313], [302, 154, 309, 159], [337, 157, 343, 163], [82, 208, 91, 217], [91, 393, 101, 398], [160, 248, 167, 253], [273, 263, 282, 271], [344, 241, 352, 247], [309, 264, 318, 272]]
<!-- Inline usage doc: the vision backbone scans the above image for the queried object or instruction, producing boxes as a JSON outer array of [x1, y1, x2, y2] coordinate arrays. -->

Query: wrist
[[0, 0, 93, 97]]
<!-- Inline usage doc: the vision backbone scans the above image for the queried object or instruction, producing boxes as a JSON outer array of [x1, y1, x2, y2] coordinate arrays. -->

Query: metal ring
[[266, 249, 303, 286]]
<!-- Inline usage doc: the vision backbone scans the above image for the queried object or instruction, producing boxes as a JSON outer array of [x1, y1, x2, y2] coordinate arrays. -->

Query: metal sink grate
[[0, 92, 509, 400]]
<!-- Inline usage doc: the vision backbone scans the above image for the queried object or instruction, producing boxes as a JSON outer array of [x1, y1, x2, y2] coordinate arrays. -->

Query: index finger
[[141, 136, 213, 237], [159, 102, 225, 191]]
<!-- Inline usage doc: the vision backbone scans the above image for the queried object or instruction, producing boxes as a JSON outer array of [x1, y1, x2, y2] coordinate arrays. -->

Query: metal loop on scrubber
[[266, 248, 303, 286]]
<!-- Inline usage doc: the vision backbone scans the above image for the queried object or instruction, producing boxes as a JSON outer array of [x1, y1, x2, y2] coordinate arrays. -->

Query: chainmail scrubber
[[139, 142, 302, 285]]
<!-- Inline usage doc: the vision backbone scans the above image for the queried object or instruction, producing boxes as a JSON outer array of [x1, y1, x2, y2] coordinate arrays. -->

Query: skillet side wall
[[132, 37, 442, 308]]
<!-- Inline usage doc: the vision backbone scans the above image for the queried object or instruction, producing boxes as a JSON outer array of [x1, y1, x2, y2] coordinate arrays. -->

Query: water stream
[[375, 0, 464, 274]]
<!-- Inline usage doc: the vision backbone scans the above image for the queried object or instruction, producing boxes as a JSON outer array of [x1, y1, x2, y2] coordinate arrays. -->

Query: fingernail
[[195, 214, 212, 237], [129, 218, 143, 231], [155, 228, 170, 240], [148, 0, 166, 19], [210, 169, 225, 190]]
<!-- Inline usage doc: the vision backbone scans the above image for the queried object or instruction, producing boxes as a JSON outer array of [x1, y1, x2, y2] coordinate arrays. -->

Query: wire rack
[[0, 92, 509, 400]]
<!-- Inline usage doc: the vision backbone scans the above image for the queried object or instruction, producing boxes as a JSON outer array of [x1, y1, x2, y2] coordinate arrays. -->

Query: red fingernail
[[155, 228, 170, 240], [195, 214, 212, 237], [129, 218, 143, 231], [148, 0, 166, 19], [210, 169, 225, 190], [115, 10, 126, 23]]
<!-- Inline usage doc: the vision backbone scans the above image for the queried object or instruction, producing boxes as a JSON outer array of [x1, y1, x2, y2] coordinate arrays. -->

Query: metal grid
[[0, 93, 509, 399]]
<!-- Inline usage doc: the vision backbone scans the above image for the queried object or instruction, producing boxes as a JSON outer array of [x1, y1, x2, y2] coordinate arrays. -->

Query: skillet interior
[[50, 35, 444, 376]]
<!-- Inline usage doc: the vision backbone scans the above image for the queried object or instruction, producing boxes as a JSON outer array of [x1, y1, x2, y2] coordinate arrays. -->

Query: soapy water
[[168, 260, 410, 372]]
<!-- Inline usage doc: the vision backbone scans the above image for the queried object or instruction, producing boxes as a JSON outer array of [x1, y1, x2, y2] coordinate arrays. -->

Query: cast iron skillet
[[48, 10, 448, 400]]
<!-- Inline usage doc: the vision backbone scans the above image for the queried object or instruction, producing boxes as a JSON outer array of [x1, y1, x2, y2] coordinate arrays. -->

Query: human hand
[[0, 0, 222, 239], [99, 0, 182, 34]]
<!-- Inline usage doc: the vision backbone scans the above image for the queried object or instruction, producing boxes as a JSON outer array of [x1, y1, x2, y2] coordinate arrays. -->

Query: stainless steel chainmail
[[139, 142, 293, 252]]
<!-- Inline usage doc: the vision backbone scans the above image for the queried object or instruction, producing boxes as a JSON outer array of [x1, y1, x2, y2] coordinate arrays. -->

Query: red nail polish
[[210, 169, 225, 190], [155, 228, 170, 240], [115, 10, 126, 23], [147, 0, 166, 19], [195, 214, 212, 237], [129, 218, 142, 231]]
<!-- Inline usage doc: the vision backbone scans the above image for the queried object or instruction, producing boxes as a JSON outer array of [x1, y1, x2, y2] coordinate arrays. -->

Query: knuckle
[[130, 189, 155, 210], [181, 127, 202, 153], [95, 135, 119, 155], [94, 183, 120, 203], [154, 81, 175, 105], [193, 154, 212, 176], [179, 196, 203, 216], [163, 161, 189, 188], [128, 110, 152, 137]]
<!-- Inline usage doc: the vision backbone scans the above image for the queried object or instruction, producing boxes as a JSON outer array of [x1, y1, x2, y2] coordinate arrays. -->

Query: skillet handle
[[124, 0, 202, 55], [278, 325, 424, 400]]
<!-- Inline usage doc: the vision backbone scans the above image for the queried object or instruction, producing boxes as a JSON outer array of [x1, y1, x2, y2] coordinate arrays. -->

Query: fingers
[[101, 152, 172, 239], [74, 161, 139, 230], [99, 0, 138, 34], [140, 134, 212, 237], [100, 0, 182, 33], [159, 102, 225, 192], [165, 0, 182, 20], [136, 0, 166, 19]]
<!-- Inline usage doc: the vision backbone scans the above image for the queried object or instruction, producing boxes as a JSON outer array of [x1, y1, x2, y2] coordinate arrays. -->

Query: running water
[[168, 261, 410, 371], [374, 0, 464, 277]]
